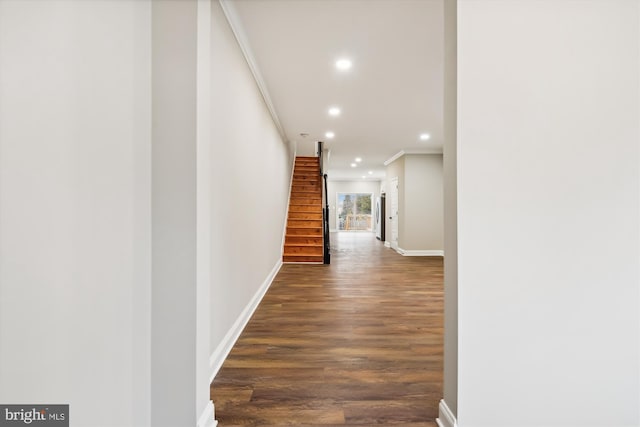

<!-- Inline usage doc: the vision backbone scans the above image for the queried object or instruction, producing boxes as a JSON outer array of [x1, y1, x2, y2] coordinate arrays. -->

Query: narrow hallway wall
[[208, 1, 294, 378], [0, 1, 152, 425], [457, 1, 640, 425]]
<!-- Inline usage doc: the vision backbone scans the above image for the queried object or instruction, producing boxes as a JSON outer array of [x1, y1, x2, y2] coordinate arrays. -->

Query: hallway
[[211, 232, 443, 426]]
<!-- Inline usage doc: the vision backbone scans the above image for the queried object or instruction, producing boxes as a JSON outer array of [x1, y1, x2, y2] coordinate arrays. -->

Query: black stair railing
[[318, 141, 330, 264]]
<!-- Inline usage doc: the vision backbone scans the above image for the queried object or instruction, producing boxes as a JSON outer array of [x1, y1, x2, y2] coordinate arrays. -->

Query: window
[[336, 193, 373, 231]]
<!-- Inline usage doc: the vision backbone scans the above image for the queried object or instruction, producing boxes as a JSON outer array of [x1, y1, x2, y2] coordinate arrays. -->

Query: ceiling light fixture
[[328, 107, 341, 116], [335, 58, 352, 71], [351, 163, 357, 168], [355, 157, 362, 162], [325, 131, 335, 139], [368, 171, 373, 175], [420, 133, 431, 141]]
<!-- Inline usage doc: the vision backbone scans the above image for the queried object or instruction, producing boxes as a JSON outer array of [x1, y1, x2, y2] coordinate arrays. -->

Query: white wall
[[404, 154, 443, 252], [0, 1, 291, 425], [196, 0, 214, 424], [151, 1, 216, 425], [208, 1, 293, 377], [0, 1, 152, 426], [458, 1, 640, 426], [441, 0, 458, 421], [327, 180, 381, 231], [385, 154, 443, 253]]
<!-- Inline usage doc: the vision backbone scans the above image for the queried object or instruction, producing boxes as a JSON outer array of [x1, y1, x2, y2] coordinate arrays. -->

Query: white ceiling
[[222, 0, 444, 181]]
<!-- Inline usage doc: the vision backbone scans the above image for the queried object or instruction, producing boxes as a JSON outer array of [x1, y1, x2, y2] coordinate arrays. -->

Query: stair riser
[[286, 227, 322, 235], [290, 194, 320, 200], [288, 220, 323, 228], [291, 189, 320, 193], [283, 246, 323, 256], [285, 236, 323, 245], [292, 186, 321, 192], [291, 194, 321, 200], [290, 199, 322, 205], [288, 212, 323, 220], [288, 205, 322, 212], [283, 256, 323, 263], [293, 180, 321, 186]]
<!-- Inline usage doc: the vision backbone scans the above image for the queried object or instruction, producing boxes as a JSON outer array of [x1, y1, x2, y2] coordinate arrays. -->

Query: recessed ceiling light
[[368, 171, 373, 175], [325, 131, 335, 139], [420, 133, 430, 141], [328, 107, 341, 116], [355, 157, 362, 162], [350, 163, 357, 168], [335, 58, 352, 71], [362, 176, 366, 179]]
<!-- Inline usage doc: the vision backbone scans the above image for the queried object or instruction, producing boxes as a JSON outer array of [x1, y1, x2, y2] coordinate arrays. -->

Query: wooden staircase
[[283, 157, 324, 263]]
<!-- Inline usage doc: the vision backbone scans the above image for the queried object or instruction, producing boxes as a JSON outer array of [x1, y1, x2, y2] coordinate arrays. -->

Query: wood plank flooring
[[211, 232, 443, 426]]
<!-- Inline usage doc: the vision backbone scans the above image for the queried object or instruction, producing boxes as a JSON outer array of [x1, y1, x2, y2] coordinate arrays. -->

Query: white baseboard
[[209, 260, 282, 382], [384, 241, 391, 248], [397, 247, 444, 257], [436, 399, 457, 427], [197, 401, 217, 427]]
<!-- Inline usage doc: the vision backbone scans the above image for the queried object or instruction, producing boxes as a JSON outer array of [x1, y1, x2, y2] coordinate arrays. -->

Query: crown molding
[[384, 148, 443, 166], [218, 0, 287, 141]]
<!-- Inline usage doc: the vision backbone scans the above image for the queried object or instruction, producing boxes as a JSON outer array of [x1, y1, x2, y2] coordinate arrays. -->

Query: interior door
[[390, 177, 399, 250]]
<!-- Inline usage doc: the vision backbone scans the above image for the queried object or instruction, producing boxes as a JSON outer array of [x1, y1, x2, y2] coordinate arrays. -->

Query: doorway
[[389, 177, 399, 250]]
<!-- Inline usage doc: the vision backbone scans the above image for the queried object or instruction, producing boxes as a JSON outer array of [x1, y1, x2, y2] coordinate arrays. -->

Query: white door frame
[[389, 177, 399, 250]]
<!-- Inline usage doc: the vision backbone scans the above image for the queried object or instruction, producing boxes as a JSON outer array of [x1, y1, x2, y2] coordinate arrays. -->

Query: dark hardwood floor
[[211, 232, 443, 426]]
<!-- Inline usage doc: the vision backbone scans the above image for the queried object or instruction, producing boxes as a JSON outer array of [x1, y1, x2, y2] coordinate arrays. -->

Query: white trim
[[397, 247, 444, 257], [384, 241, 391, 248], [197, 401, 217, 427], [209, 260, 282, 382], [436, 399, 457, 427], [384, 150, 405, 166], [384, 149, 443, 166], [218, 0, 287, 141]]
